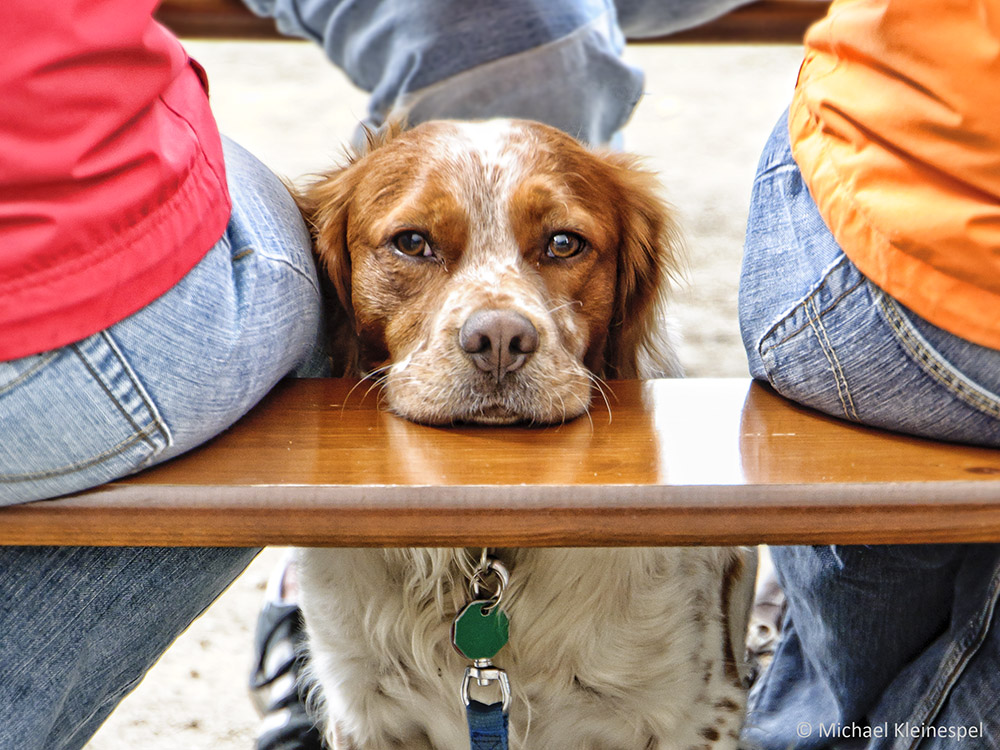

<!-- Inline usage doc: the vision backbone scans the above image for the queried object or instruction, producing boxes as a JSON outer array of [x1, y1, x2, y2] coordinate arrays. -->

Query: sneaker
[[746, 547, 786, 686], [250, 554, 325, 750]]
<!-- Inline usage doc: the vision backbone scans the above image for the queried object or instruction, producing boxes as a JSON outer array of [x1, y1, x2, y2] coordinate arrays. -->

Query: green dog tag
[[451, 600, 509, 660]]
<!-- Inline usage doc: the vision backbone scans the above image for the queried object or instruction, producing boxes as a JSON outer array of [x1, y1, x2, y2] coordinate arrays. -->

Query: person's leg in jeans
[[245, 0, 640, 145], [738, 112, 1000, 749], [0, 137, 326, 750], [615, 0, 754, 38], [243, 0, 753, 146]]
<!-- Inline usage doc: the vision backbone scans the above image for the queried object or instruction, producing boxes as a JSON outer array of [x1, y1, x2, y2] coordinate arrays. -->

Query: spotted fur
[[295, 119, 754, 749], [300, 547, 754, 750]]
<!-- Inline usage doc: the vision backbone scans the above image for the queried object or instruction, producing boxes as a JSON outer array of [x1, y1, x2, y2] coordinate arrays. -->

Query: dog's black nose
[[459, 309, 538, 379]]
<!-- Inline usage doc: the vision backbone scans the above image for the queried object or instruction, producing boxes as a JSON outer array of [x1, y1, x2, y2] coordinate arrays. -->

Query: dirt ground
[[84, 40, 804, 750]]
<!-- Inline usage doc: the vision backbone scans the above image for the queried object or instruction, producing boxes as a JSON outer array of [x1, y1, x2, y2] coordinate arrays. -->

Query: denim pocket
[[757, 257, 1000, 446], [0, 332, 170, 504], [874, 291, 1000, 422], [757, 256, 872, 423]]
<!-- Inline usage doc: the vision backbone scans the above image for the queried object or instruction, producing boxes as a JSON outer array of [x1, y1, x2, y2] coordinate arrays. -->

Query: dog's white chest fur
[[297, 118, 750, 749], [299, 547, 752, 750]]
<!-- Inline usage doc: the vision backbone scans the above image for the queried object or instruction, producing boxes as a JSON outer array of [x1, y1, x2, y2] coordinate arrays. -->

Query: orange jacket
[[789, 0, 1000, 350]]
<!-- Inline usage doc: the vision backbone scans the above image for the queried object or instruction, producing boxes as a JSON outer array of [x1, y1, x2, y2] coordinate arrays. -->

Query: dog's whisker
[[361, 372, 391, 403], [584, 371, 614, 425], [343, 364, 394, 406], [550, 388, 573, 427], [296, 120, 746, 750], [546, 299, 584, 315]]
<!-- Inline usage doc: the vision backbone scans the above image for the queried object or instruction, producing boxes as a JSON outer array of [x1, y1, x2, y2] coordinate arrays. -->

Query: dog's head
[[299, 119, 681, 425]]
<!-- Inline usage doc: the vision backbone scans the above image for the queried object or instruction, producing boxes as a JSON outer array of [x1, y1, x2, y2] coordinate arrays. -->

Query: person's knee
[[250, 0, 642, 144], [370, 0, 640, 144], [395, 21, 642, 145]]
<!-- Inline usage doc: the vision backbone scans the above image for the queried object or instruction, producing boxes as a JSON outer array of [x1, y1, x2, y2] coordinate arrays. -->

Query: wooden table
[[3, 378, 999, 547]]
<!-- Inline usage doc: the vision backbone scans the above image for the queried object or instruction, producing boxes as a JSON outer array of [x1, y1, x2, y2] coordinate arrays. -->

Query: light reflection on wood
[[2, 378, 999, 547]]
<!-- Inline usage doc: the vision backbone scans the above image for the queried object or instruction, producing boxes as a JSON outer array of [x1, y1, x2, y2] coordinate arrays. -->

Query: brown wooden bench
[[4, 378, 999, 547], [7, 3, 997, 549]]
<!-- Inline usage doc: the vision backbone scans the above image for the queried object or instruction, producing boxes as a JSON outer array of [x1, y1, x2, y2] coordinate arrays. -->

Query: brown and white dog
[[295, 119, 755, 750]]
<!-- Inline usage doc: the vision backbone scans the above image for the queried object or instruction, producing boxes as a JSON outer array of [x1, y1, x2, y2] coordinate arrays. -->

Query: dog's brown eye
[[393, 231, 431, 257], [546, 232, 586, 259]]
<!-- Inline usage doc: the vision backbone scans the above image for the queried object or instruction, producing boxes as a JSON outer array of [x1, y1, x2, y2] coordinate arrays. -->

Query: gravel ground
[[84, 40, 804, 750]]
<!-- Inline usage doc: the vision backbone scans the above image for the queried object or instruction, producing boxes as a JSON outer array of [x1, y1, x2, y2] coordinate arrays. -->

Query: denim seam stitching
[[74, 338, 159, 452], [771, 275, 866, 349], [760, 257, 861, 352], [0, 351, 59, 397], [896, 562, 1000, 750], [876, 291, 1000, 419], [98, 330, 172, 454], [254, 247, 323, 298], [803, 297, 850, 418], [805, 295, 860, 421], [0, 428, 161, 483], [0, 336, 166, 483]]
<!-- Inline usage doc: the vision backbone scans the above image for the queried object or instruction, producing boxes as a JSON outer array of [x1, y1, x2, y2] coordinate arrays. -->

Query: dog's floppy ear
[[294, 163, 362, 376], [295, 120, 409, 322], [297, 165, 357, 318], [601, 153, 684, 379], [295, 122, 409, 375]]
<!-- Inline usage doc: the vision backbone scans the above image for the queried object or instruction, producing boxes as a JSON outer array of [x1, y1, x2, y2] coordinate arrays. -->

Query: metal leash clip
[[454, 551, 512, 748], [461, 663, 512, 714], [468, 553, 510, 616], [453, 551, 512, 708]]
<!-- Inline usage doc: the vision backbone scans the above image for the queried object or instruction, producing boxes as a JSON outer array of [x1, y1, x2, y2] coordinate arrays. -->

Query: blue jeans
[[739, 113, 1000, 749], [1, 2, 747, 745], [0, 138, 325, 749], [243, 0, 752, 145], [0, 2, 765, 746]]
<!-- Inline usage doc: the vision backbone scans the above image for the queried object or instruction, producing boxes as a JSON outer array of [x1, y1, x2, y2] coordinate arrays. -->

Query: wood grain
[[3, 379, 999, 546]]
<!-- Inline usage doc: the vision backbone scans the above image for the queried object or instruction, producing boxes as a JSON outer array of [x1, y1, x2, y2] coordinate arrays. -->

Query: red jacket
[[0, 0, 230, 360]]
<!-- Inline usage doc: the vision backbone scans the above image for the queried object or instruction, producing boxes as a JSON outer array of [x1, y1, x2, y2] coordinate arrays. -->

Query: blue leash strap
[[465, 699, 509, 750]]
